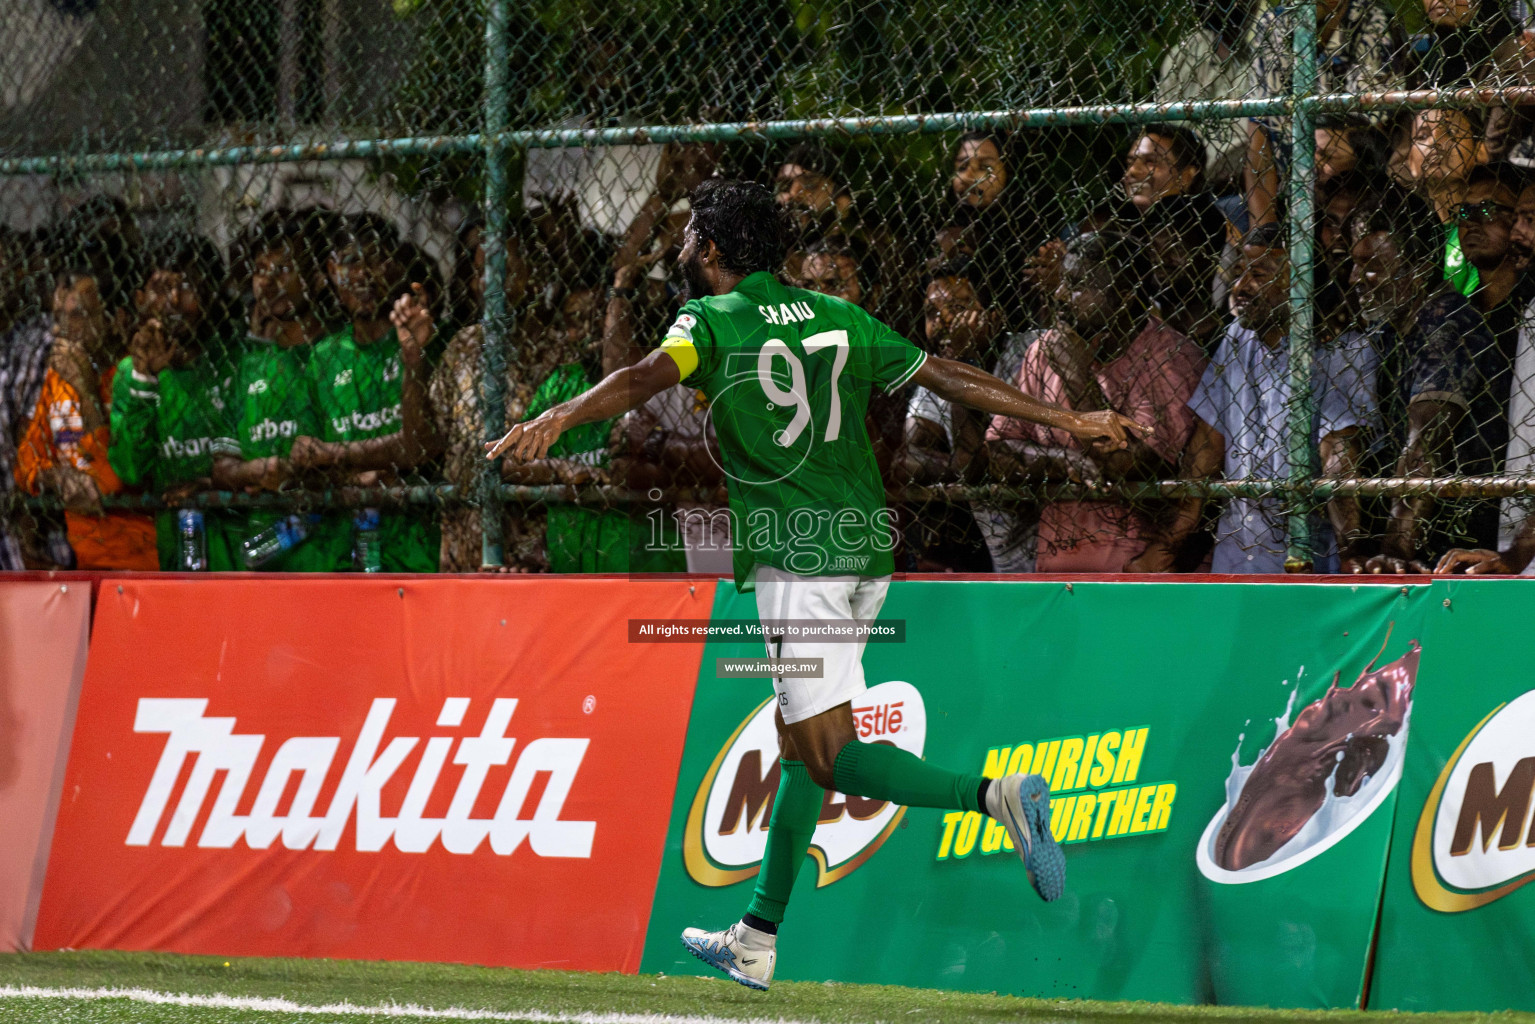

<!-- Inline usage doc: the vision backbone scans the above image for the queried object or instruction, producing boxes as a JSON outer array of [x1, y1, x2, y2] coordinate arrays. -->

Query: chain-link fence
[[3, 0, 1535, 576]]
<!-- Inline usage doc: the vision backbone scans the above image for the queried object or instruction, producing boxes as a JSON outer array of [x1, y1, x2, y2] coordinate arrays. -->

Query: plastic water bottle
[[177, 509, 207, 571], [241, 514, 320, 569], [353, 507, 383, 573]]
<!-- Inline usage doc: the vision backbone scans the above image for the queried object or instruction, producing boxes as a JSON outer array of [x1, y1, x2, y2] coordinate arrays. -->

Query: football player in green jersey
[[109, 233, 241, 569], [487, 181, 1152, 989], [211, 214, 334, 571]]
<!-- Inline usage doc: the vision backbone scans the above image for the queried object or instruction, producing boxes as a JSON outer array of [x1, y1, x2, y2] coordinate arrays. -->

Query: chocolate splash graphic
[[1214, 641, 1419, 871]]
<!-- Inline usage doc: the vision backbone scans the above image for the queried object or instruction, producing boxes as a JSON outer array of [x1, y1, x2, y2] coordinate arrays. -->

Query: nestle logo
[[685, 681, 926, 888], [852, 700, 904, 739], [126, 697, 596, 858]]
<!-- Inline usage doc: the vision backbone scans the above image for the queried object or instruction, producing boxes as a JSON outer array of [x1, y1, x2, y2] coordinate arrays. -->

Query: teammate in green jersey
[[211, 214, 335, 571], [109, 233, 241, 570], [486, 181, 1151, 989], [285, 214, 441, 572]]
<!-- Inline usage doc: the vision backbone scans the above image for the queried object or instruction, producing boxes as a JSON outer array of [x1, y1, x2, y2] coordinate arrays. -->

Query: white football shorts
[[751, 563, 892, 725]]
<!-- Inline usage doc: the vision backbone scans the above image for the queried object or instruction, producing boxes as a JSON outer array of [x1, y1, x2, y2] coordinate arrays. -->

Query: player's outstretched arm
[[911, 355, 1152, 451], [484, 347, 681, 462]]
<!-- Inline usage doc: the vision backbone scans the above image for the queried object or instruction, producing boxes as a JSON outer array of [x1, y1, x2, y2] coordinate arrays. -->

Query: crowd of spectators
[[10, 0, 1535, 576]]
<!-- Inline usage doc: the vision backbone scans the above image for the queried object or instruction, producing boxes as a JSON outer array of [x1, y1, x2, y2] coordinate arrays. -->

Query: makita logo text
[[126, 697, 596, 857]]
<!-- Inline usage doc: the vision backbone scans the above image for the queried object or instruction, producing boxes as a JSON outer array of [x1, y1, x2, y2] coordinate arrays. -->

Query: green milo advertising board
[[1370, 578, 1535, 1012], [642, 580, 1435, 1008]]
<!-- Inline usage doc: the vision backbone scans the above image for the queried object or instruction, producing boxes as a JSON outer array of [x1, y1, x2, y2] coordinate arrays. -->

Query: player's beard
[[681, 249, 710, 299]]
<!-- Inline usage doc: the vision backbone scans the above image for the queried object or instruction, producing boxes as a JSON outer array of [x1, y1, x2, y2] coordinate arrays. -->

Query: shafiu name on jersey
[[660, 272, 927, 589]]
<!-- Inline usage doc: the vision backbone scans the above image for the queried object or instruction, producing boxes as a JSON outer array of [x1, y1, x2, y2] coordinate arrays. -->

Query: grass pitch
[[0, 951, 1532, 1024]]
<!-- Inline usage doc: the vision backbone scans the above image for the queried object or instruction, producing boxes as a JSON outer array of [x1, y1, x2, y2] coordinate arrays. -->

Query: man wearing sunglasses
[[1364, 165, 1527, 572], [1453, 165, 1530, 328], [1454, 165, 1530, 551], [1447, 172, 1535, 574]]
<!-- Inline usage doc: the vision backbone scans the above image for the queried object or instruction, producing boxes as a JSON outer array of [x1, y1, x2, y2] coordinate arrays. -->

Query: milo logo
[[1413, 689, 1535, 912], [683, 680, 924, 887]]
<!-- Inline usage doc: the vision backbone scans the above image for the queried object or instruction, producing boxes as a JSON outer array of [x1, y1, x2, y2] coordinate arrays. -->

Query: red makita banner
[[34, 578, 713, 971], [0, 580, 90, 951]]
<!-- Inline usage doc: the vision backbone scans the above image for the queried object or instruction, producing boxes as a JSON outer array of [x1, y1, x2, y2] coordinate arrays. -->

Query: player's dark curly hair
[[689, 179, 789, 276]]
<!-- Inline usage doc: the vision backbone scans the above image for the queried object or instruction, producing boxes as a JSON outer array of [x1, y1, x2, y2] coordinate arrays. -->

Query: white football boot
[[987, 772, 1067, 901], [680, 922, 775, 990]]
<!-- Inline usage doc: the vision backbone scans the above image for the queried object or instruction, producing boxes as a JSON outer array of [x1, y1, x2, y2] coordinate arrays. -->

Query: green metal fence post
[[479, 0, 511, 568], [1285, 0, 1319, 571]]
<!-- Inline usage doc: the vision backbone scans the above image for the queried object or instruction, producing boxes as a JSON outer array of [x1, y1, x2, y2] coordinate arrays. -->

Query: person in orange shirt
[[14, 271, 157, 570]]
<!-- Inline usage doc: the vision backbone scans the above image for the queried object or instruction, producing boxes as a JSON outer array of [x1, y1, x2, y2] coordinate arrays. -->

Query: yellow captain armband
[[660, 336, 699, 381]]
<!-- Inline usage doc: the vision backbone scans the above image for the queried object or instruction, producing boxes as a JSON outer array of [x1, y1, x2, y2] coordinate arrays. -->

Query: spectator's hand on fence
[[1063, 445, 1103, 484], [249, 456, 289, 493], [161, 478, 211, 504], [1361, 554, 1433, 574], [1434, 548, 1512, 575], [1124, 540, 1176, 573], [289, 435, 341, 471], [129, 318, 177, 377], [553, 460, 608, 487], [485, 410, 566, 462], [390, 282, 432, 363], [1339, 551, 1370, 575], [43, 466, 103, 515]]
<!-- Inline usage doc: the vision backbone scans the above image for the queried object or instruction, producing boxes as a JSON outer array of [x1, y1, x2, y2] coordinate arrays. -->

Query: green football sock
[[833, 739, 984, 813], [745, 759, 821, 925]]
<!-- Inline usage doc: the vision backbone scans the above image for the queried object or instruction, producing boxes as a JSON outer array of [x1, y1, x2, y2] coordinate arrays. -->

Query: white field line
[[0, 985, 822, 1024]]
